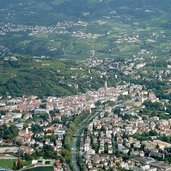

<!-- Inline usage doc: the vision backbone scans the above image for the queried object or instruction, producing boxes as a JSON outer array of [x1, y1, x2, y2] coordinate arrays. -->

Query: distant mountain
[[1, 0, 171, 25], [0, 0, 171, 97]]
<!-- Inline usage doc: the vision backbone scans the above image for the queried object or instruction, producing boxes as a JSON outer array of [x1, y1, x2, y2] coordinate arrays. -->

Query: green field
[[0, 159, 16, 169], [23, 166, 54, 171]]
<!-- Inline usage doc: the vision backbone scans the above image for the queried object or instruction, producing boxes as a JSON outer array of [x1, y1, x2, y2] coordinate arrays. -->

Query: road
[[71, 106, 103, 171]]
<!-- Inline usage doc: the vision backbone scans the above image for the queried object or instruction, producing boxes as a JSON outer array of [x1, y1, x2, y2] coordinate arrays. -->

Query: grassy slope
[[0, 55, 105, 97]]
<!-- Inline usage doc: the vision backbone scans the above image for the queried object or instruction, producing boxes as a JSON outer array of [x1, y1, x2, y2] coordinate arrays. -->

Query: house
[[142, 140, 171, 151], [150, 161, 171, 171], [15, 123, 24, 129], [54, 129, 65, 140], [133, 157, 155, 165], [15, 135, 32, 145], [53, 114, 64, 122], [20, 146, 35, 155], [91, 154, 101, 164], [34, 109, 49, 114], [0, 147, 18, 153], [11, 113, 22, 119], [56, 140, 62, 149], [149, 151, 163, 159]]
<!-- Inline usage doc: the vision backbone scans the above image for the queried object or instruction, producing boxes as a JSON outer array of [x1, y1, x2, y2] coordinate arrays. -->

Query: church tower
[[104, 80, 108, 91]]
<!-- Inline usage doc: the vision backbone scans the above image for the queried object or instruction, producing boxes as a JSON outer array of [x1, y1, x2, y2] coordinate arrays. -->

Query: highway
[[71, 106, 103, 171]]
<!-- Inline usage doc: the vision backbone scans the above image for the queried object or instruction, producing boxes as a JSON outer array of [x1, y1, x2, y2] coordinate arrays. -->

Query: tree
[[13, 159, 23, 170], [24, 153, 33, 161], [56, 155, 65, 163], [31, 124, 42, 133], [50, 135, 58, 143], [39, 113, 49, 121], [61, 149, 71, 163], [16, 159, 23, 170], [16, 141, 22, 147], [113, 108, 121, 114], [104, 112, 109, 117], [12, 162, 17, 170], [0, 111, 7, 115], [39, 103, 46, 109], [95, 100, 101, 106], [92, 143, 99, 153], [149, 130, 158, 136], [140, 144, 145, 151], [3, 129, 13, 139], [61, 115, 68, 124], [23, 122, 29, 129], [50, 108, 60, 115], [104, 142, 108, 153], [1, 124, 19, 139], [9, 125, 19, 137]]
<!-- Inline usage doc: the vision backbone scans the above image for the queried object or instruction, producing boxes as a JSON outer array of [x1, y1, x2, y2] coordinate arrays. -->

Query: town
[[0, 1, 171, 171], [0, 78, 171, 170]]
